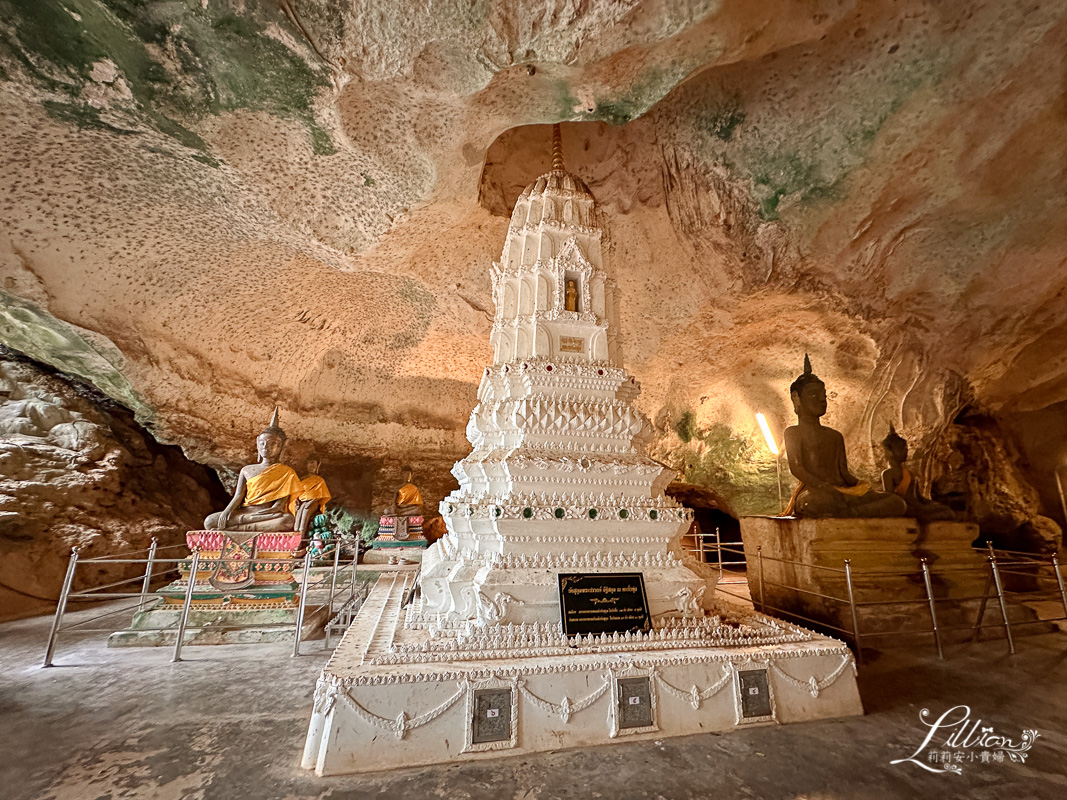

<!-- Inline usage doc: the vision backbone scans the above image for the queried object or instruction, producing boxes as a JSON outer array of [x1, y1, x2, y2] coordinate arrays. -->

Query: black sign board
[[558, 572, 651, 637]]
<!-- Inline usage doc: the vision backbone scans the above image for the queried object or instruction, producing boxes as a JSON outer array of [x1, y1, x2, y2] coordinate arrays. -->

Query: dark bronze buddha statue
[[783, 356, 907, 518]]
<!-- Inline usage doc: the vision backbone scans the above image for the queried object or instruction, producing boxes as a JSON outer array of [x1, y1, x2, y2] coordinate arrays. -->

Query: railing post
[[696, 521, 705, 565], [43, 547, 79, 668], [292, 550, 313, 658], [172, 550, 199, 663], [328, 538, 341, 615], [989, 549, 1015, 655], [715, 527, 723, 583], [350, 545, 358, 602], [1052, 554, 1067, 623], [756, 545, 765, 614], [844, 558, 863, 666], [138, 537, 158, 613], [921, 558, 944, 660], [970, 559, 994, 642]]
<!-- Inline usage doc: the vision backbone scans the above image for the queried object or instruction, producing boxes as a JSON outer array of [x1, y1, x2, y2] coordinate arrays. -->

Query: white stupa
[[419, 125, 707, 627], [302, 127, 863, 776]]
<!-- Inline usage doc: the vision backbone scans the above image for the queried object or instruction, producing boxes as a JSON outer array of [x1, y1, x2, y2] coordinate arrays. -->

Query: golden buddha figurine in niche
[[565, 279, 578, 312]]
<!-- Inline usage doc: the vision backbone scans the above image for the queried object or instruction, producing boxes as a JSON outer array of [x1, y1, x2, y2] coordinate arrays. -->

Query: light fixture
[[756, 412, 784, 513], [756, 413, 779, 455], [1056, 465, 1067, 529]]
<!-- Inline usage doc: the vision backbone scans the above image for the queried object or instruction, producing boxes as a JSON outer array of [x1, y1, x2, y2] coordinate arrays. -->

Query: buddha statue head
[[256, 407, 287, 463], [789, 354, 827, 419], [882, 423, 908, 464], [305, 455, 321, 475]]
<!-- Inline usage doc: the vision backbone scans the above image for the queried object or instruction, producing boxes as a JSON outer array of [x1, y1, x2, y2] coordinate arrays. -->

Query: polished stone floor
[[3, 602, 1066, 800]]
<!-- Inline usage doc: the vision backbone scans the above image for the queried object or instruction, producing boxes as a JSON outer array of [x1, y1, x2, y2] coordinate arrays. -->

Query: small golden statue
[[565, 279, 578, 312], [299, 455, 332, 515], [375, 466, 426, 544]]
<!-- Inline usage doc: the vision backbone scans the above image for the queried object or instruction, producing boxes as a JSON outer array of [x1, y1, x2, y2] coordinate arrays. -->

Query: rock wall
[[0, 2, 1065, 536], [0, 352, 227, 622]]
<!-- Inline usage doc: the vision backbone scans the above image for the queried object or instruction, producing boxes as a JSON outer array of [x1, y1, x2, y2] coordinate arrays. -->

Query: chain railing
[[685, 532, 1067, 664], [42, 538, 371, 666]]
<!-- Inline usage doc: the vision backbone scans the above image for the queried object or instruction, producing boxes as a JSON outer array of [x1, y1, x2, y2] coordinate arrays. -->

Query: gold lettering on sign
[[560, 336, 584, 353]]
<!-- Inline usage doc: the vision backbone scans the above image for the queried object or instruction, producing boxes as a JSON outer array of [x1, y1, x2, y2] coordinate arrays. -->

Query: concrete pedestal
[[739, 517, 1046, 643], [300, 574, 863, 775]]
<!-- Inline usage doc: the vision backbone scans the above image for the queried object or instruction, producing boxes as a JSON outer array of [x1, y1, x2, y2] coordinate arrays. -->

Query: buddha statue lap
[[783, 356, 908, 518], [881, 425, 955, 521]]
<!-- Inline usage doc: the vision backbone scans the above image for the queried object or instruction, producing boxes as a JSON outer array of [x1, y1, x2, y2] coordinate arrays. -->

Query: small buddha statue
[[383, 466, 424, 542], [391, 466, 423, 516], [783, 356, 908, 518], [204, 408, 303, 533], [301, 456, 334, 561], [299, 456, 332, 516], [565, 279, 578, 312], [881, 425, 955, 521]]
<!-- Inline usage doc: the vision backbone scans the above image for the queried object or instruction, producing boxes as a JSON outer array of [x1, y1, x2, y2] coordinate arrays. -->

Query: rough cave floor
[[3, 603, 1066, 800]]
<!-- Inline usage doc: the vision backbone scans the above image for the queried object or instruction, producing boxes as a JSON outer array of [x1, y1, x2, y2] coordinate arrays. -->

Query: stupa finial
[[551, 123, 565, 172]]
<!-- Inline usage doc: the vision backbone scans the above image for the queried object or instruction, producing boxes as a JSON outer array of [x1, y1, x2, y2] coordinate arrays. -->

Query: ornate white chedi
[[420, 127, 706, 626]]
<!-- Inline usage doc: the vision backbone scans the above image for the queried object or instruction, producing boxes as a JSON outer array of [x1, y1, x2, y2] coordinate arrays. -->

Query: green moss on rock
[[668, 419, 782, 517], [0, 0, 334, 157]]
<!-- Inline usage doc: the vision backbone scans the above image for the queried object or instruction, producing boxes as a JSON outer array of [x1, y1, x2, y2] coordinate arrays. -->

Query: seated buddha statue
[[204, 408, 303, 534], [377, 466, 425, 543], [881, 425, 955, 521], [783, 356, 908, 518], [300, 456, 335, 561], [299, 456, 332, 516]]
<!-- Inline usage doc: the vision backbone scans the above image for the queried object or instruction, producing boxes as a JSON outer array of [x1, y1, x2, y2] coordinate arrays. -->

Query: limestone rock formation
[[0, 2, 1065, 536], [0, 353, 226, 621]]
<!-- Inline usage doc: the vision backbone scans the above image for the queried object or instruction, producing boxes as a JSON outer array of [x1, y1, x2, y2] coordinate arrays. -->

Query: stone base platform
[[301, 575, 863, 775], [363, 543, 428, 565], [739, 517, 1050, 643]]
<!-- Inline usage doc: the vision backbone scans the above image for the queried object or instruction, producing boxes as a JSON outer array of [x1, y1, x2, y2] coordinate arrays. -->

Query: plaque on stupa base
[[302, 574, 862, 775]]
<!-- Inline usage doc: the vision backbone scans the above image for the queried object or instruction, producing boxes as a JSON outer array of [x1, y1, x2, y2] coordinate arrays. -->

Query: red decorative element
[[597, 369, 604, 376], [546, 365, 553, 371]]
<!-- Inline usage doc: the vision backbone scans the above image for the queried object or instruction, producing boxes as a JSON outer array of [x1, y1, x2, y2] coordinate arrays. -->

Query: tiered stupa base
[[109, 530, 305, 647], [301, 574, 863, 775]]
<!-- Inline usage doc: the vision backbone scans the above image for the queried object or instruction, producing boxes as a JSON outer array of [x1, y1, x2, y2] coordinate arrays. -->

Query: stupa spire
[[551, 123, 565, 172]]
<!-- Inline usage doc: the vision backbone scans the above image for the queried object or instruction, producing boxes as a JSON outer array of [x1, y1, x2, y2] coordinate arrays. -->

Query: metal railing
[[684, 533, 1067, 664], [42, 538, 369, 666]]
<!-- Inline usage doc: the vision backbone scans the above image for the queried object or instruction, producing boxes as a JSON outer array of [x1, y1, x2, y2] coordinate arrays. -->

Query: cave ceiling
[[1, 0, 1065, 513]]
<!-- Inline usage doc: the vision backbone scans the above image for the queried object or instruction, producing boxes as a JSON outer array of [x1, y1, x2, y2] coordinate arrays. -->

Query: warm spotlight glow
[[756, 413, 779, 456]]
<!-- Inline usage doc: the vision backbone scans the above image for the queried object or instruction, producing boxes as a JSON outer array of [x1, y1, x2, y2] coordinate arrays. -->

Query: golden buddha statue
[[375, 466, 425, 544], [300, 456, 332, 515], [565, 279, 578, 312], [392, 466, 423, 516], [204, 408, 303, 533]]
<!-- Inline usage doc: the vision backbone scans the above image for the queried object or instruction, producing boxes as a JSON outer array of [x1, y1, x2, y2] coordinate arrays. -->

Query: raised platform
[[739, 517, 1047, 642], [301, 574, 863, 775]]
